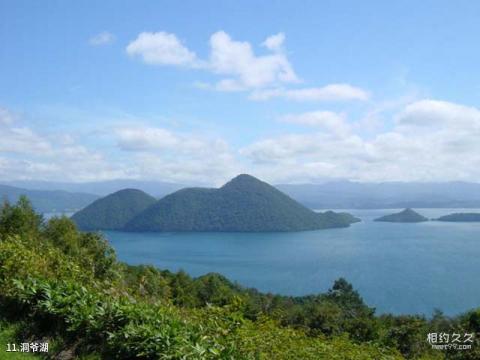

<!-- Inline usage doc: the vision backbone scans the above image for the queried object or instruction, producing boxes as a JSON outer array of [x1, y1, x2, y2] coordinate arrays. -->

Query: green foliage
[[71, 189, 156, 230], [232, 317, 402, 360], [1, 274, 403, 360], [125, 174, 359, 232], [0, 322, 37, 359], [42, 216, 117, 281], [0, 196, 42, 240], [119, 264, 172, 300], [380, 315, 431, 358], [0, 196, 478, 359]]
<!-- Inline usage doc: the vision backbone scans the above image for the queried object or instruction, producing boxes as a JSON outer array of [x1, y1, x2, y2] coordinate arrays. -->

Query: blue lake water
[[102, 208, 480, 316]]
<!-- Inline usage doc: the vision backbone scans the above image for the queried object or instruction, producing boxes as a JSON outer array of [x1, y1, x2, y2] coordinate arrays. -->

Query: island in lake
[[71, 189, 156, 231], [72, 174, 360, 232], [436, 213, 480, 222], [374, 208, 428, 223]]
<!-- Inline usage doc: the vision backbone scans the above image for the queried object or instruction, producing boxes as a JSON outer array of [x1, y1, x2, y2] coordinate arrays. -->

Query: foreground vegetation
[[0, 197, 478, 359]]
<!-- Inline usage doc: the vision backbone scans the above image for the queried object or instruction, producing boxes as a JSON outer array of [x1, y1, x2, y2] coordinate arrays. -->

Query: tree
[[0, 196, 43, 240]]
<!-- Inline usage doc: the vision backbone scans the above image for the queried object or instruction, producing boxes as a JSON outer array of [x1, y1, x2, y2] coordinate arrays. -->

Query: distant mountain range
[[72, 175, 360, 232], [276, 181, 480, 209], [4, 179, 480, 213], [1, 179, 185, 197], [0, 184, 98, 213]]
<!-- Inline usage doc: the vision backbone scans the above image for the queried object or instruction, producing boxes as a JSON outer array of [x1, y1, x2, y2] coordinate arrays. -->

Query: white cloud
[[0, 106, 240, 184], [113, 125, 240, 185], [89, 31, 115, 46], [396, 99, 480, 129], [0, 107, 14, 125], [6, 98, 480, 185], [114, 126, 231, 154], [126, 30, 371, 102], [0, 109, 51, 154], [132, 152, 238, 185], [280, 111, 350, 136], [194, 79, 246, 92], [262, 33, 285, 52], [126, 32, 199, 66], [127, 30, 298, 89], [207, 31, 298, 88], [240, 133, 365, 163], [115, 127, 179, 151], [250, 84, 370, 102], [240, 99, 480, 183], [0, 107, 126, 182]]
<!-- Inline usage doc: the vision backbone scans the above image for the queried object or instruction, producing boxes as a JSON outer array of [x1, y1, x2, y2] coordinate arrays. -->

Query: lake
[[101, 208, 480, 316]]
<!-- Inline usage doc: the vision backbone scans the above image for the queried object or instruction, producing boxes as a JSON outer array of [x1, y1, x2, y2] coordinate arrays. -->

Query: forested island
[[374, 208, 428, 223], [71, 188, 156, 230], [436, 213, 480, 222], [1, 197, 479, 359], [72, 174, 360, 232]]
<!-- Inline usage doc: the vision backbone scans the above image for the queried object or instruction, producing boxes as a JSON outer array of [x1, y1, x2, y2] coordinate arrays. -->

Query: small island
[[436, 213, 480, 222], [374, 208, 428, 223]]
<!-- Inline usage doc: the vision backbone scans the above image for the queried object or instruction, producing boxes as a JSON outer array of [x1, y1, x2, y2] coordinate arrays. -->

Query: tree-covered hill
[[71, 189, 156, 230], [125, 174, 359, 232], [374, 208, 428, 223], [436, 213, 480, 222], [4, 197, 477, 359]]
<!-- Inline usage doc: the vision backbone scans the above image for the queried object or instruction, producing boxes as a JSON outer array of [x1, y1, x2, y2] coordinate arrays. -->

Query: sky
[[1, 0, 480, 185]]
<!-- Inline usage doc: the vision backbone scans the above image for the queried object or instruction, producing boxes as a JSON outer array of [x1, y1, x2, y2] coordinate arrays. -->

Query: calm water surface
[[102, 208, 480, 316]]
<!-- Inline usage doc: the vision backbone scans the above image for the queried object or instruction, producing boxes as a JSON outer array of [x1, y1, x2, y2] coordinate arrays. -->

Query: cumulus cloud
[[0, 108, 51, 154], [114, 126, 230, 154], [240, 99, 480, 183], [126, 30, 370, 102], [0, 107, 126, 182], [115, 127, 179, 151], [207, 31, 298, 89], [250, 84, 370, 102], [0, 106, 240, 184], [126, 32, 199, 66], [262, 33, 285, 52], [280, 111, 350, 136], [113, 125, 240, 184], [5, 98, 480, 185], [89, 31, 115, 46], [396, 99, 480, 129], [126, 30, 298, 90]]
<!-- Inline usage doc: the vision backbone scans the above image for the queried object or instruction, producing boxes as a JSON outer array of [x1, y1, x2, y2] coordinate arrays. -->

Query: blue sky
[[1, 1, 480, 185]]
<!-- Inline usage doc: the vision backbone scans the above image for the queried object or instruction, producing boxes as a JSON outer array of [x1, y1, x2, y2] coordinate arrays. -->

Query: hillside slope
[[125, 174, 359, 232], [71, 189, 156, 230]]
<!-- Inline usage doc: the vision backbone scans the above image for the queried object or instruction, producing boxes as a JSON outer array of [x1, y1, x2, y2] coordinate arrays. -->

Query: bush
[[0, 197, 469, 359]]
